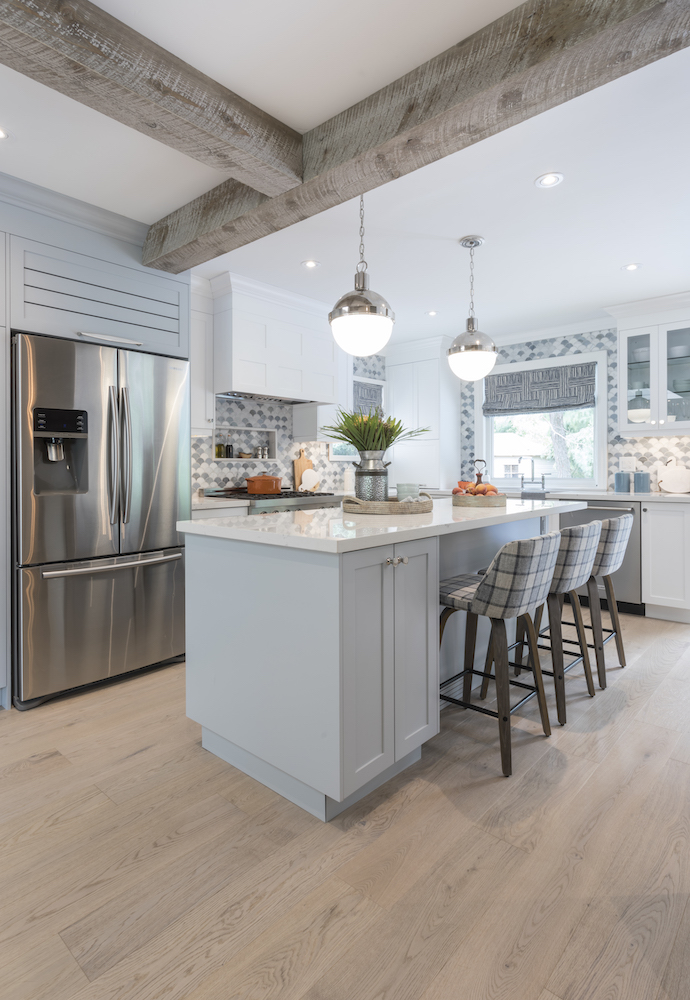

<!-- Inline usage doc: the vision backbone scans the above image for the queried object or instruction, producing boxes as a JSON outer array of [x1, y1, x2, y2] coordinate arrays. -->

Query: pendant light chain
[[468, 244, 475, 319], [357, 195, 367, 273]]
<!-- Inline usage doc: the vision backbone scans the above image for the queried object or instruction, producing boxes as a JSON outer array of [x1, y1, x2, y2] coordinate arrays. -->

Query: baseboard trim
[[645, 604, 690, 624]]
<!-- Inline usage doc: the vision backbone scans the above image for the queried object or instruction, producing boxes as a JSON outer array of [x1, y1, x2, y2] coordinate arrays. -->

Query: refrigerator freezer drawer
[[17, 549, 185, 702]]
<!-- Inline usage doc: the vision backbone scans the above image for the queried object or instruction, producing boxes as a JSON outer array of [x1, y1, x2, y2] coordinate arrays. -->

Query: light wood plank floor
[[2, 611, 690, 1000]]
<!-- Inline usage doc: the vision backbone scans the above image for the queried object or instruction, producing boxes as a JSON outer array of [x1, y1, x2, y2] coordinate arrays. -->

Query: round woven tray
[[452, 493, 506, 507], [342, 492, 434, 515]]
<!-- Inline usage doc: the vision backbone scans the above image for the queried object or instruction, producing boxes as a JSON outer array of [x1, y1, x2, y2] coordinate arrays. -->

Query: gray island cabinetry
[[178, 498, 585, 820]]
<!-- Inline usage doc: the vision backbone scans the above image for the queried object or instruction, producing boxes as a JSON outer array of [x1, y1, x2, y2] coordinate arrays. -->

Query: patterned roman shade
[[482, 362, 596, 416]]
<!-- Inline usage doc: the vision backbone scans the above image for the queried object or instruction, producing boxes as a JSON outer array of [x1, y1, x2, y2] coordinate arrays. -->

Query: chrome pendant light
[[447, 236, 498, 381], [329, 195, 394, 357]]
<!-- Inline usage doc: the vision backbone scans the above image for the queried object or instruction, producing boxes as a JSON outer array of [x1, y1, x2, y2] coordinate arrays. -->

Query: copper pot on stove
[[245, 474, 282, 495]]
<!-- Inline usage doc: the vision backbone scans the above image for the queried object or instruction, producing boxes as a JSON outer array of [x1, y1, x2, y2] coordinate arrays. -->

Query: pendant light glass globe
[[329, 196, 394, 357], [447, 318, 498, 380], [329, 270, 394, 356], [447, 236, 497, 381]]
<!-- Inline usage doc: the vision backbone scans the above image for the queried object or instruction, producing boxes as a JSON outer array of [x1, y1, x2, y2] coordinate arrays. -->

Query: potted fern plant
[[321, 408, 428, 500]]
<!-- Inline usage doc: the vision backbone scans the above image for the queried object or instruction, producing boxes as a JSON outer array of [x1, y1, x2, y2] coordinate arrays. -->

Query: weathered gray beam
[[143, 0, 690, 274], [0, 0, 302, 197]]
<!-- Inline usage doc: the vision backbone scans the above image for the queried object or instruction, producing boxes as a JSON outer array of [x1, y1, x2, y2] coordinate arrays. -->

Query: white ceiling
[[193, 47, 690, 342], [94, 0, 524, 132], [0, 62, 234, 222], [0, 1, 687, 341]]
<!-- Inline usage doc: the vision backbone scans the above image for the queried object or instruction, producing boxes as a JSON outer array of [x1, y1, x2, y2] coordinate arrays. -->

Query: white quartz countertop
[[177, 498, 586, 554], [192, 497, 250, 510]]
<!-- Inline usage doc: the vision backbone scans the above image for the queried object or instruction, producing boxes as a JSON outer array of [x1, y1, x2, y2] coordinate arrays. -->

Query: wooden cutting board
[[293, 448, 313, 489]]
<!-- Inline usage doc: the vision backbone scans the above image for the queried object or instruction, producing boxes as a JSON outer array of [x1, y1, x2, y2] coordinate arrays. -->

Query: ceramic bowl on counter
[[396, 483, 420, 501]]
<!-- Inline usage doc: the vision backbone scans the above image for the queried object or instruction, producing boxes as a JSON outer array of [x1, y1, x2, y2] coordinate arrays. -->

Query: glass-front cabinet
[[662, 323, 690, 429], [619, 322, 690, 434]]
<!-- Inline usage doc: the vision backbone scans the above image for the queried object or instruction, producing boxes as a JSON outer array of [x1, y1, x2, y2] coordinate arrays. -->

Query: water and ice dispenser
[[33, 407, 89, 494]]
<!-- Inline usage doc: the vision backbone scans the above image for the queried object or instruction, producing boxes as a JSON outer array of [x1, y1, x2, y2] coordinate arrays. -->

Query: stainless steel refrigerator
[[12, 333, 190, 708]]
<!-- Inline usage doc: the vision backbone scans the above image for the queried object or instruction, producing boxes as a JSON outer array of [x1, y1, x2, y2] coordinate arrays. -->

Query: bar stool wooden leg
[[479, 635, 494, 700], [586, 576, 607, 689], [534, 604, 545, 634], [464, 612, 478, 702], [547, 593, 567, 726], [439, 607, 456, 647], [569, 591, 596, 697], [513, 616, 527, 676], [490, 619, 512, 777], [524, 612, 552, 737], [603, 574, 626, 667]]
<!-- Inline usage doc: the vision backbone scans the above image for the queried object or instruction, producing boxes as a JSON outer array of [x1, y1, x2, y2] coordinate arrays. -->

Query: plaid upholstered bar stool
[[486, 522, 603, 726], [439, 532, 561, 776], [585, 514, 634, 689]]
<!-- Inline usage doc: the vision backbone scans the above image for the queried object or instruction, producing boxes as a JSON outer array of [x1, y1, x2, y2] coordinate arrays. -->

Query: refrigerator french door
[[13, 333, 190, 707]]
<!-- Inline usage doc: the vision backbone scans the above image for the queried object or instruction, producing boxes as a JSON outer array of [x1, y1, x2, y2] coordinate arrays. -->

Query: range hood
[[217, 390, 321, 405], [211, 272, 338, 406]]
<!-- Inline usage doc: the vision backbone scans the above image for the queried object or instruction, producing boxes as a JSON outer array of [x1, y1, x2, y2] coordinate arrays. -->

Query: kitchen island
[[177, 498, 585, 820]]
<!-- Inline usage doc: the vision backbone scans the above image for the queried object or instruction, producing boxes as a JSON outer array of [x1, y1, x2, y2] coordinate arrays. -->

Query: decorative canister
[[353, 450, 391, 501]]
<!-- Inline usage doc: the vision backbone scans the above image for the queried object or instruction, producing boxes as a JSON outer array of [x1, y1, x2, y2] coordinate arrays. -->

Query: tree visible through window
[[491, 409, 594, 483]]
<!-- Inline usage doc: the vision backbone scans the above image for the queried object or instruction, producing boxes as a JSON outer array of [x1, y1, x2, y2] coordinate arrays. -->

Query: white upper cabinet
[[190, 277, 215, 432], [384, 338, 460, 490], [212, 273, 337, 404], [618, 323, 690, 435], [10, 237, 190, 357], [292, 345, 352, 442], [606, 294, 690, 437], [0, 232, 6, 327]]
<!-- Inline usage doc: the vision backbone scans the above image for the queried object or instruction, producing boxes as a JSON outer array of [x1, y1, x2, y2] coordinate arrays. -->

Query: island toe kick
[[202, 727, 421, 821]]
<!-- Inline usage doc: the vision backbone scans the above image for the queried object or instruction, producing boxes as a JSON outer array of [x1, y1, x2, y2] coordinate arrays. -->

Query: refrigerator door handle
[[121, 386, 133, 524], [41, 552, 182, 579], [107, 386, 120, 525]]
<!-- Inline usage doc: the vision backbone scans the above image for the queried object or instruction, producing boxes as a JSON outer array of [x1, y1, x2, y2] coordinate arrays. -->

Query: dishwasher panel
[[557, 499, 642, 609]]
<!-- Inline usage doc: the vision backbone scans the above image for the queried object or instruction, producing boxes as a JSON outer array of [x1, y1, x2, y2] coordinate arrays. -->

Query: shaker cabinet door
[[342, 545, 396, 797], [642, 503, 690, 608], [393, 537, 439, 760]]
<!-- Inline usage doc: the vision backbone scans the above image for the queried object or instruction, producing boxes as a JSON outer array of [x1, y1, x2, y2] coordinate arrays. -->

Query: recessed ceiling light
[[621, 263, 642, 271], [301, 260, 320, 269], [535, 172, 563, 188], [426, 310, 438, 317], [0, 127, 14, 141]]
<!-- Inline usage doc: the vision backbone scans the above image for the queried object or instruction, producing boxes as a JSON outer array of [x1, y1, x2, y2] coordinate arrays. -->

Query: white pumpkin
[[658, 463, 690, 493]]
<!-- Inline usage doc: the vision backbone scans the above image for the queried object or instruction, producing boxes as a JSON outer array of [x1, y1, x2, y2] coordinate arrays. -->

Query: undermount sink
[[520, 490, 547, 500]]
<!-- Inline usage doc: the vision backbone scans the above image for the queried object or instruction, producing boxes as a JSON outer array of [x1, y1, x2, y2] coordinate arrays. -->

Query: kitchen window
[[474, 351, 607, 491]]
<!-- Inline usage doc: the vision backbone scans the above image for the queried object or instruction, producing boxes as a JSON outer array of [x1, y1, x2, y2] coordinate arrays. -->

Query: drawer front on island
[[341, 537, 439, 798]]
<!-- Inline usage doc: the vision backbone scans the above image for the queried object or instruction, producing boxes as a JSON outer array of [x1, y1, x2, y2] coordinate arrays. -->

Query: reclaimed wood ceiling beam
[[143, 0, 690, 274], [0, 0, 302, 197]]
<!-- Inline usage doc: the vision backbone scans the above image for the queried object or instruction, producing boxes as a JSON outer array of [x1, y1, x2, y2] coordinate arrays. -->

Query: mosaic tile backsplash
[[192, 355, 386, 492], [459, 326, 690, 489]]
